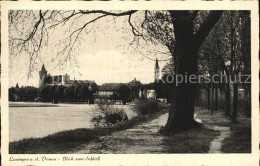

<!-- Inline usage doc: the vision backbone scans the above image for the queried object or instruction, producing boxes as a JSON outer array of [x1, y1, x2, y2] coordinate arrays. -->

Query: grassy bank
[[195, 107, 251, 153], [10, 104, 169, 154], [161, 127, 219, 153], [158, 107, 220, 153], [71, 111, 219, 154], [221, 122, 251, 153]]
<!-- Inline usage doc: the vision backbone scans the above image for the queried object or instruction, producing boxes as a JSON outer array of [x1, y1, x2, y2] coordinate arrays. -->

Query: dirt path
[[70, 108, 249, 154], [194, 113, 231, 153], [195, 108, 250, 153], [208, 126, 231, 153], [71, 113, 168, 153]]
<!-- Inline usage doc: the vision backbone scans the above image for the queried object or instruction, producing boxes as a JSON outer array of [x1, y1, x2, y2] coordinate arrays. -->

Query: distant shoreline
[[9, 102, 60, 107], [9, 101, 133, 108]]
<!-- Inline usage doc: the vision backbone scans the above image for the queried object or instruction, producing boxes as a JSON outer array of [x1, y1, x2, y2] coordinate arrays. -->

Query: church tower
[[155, 58, 160, 81], [39, 64, 47, 88]]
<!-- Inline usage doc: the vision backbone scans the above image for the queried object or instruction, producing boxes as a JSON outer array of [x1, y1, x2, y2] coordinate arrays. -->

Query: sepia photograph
[[1, 1, 259, 166]]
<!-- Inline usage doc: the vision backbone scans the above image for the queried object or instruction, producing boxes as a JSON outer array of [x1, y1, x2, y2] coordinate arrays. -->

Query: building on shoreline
[[38, 64, 95, 88], [97, 78, 142, 102]]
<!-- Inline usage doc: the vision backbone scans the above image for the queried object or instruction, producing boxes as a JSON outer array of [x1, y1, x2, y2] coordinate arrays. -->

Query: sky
[[9, 11, 170, 87]]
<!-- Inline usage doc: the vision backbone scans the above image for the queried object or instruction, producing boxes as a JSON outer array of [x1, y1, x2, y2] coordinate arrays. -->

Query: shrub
[[103, 108, 128, 125], [119, 84, 131, 105], [91, 100, 128, 127], [133, 99, 161, 115]]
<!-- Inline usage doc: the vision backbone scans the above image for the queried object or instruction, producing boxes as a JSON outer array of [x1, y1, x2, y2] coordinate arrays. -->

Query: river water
[[9, 102, 135, 142]]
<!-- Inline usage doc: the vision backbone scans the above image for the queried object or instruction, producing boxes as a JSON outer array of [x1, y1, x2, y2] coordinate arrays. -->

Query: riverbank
[[9, 106, 169, 154], [9, 106, 251, 154], [9, 102, 136, 142], [70, 108, 220, 154]]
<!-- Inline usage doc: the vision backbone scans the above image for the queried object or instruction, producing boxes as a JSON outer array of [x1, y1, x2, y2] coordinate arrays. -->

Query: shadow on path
[[71, 108, 221, 154]]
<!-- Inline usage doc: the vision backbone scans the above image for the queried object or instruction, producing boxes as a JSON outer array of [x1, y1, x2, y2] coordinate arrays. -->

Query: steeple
[[40, 64, 47, 72], [155, 58, 159, 70], [154, 58, 160, 80], [39, 63, 48, 88]]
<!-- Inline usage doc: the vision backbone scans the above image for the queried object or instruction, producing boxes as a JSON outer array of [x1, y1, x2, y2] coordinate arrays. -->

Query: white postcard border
[[1, 1, 259, 166]]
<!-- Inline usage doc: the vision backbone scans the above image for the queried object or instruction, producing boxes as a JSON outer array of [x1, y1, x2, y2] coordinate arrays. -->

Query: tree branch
[[190, 10, 199, 21], [194, 11, 223, 50], [79, 10, 137, 17]]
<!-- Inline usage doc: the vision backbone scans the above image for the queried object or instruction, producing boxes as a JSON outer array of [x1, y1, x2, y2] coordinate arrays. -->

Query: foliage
[[9, 87, 17, 101], [91, 100, 128, 127], [197, 11, 251, 119], [158, 74, 175, 102], [22, 86, 38, 101], [39, 86, 54, 102], [119, 84, 131, 105], [78, 85, 88, 100], [133, 99, 161, 115], [63, 85, 75, 101], [73, 85, 80, 100], [9, 83, 96, 103], [90, 82, 98, 94], [55, 85, 66, 101], [9, 86, 38, 101]]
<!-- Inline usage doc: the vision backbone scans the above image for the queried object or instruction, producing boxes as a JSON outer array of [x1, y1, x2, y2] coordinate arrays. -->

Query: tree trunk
[[122, 99, 126, 105], [161, 11, 198, 132], [243, 86, 251, 117], [160, 11, 223, 132], [225, 81, 231, 116], [207, 88, 210, 110], [232, 82, 238, 121], [246, 87, 251, 117], [211, 81, 214, 114], [215, 83, 218, 110], [195, 88, 200, 107], [241, 11, 251, 117]]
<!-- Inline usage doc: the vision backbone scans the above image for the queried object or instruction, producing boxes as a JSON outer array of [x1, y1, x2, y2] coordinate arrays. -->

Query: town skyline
[[9, 52, 167, 88], [9, 11, 169, 87]]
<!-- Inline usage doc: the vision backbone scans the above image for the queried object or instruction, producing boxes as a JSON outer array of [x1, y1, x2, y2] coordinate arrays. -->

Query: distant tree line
[[9, 81, 173, 105], [9, 84, 38, 102], [9, 83, 98, 104], [196, 11, 251, 119]]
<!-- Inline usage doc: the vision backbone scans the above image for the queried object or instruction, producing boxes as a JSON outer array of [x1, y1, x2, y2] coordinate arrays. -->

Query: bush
[[91, 100, 128, 127], [133, 99, 161, 115], [119, 84, 131, 105], [103, 108, 128, 125]]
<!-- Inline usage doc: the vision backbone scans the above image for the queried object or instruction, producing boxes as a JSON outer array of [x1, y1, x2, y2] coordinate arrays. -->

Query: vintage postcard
[[1, 1, 259, 166]]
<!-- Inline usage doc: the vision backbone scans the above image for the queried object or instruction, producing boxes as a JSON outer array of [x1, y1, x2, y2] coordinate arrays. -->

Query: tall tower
[[39, 64, 47, 88], [154, 58, 160, 81]]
